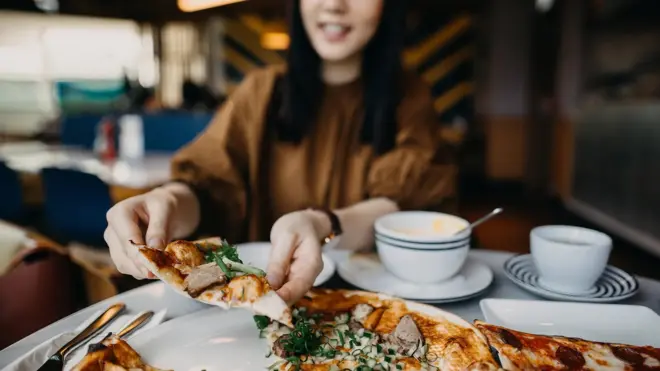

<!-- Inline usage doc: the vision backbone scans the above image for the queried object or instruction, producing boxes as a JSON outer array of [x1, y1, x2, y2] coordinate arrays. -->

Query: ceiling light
[[178, 0, 246, 12]]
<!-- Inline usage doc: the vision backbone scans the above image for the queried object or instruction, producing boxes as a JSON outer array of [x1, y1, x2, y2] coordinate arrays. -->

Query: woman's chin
[[315, 47, 359, 63]]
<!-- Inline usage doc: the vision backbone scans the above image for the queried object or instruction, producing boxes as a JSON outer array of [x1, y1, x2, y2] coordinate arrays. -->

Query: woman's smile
[[318, 22, 353, 43]]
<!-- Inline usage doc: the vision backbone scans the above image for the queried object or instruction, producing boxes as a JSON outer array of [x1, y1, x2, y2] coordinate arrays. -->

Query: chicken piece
[[272, 334, 293, 358], [183, 262, 227, 297], [164, 240, 205, 269], [387, 315, 424, 355]]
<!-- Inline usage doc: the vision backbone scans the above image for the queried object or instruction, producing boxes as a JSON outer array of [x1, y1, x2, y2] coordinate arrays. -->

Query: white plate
[[337, 252, 493, 303], [128, 308, 271, 370], [503, 254, 639, 303], [237, 242, 335, 286], [480, 299, 660, 347]]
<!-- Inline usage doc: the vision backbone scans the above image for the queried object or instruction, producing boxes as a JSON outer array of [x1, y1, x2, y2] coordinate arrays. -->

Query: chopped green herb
[[336, 329, 345, 345], [253, 315, 270, 330], [204, 239, 265, 278]]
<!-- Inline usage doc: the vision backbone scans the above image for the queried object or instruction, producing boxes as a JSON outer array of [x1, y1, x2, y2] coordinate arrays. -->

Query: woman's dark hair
[[272, 0, 408, 155]]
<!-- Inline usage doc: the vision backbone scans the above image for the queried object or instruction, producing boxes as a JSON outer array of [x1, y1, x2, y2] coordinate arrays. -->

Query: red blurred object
[[94, 117, 116, 161]]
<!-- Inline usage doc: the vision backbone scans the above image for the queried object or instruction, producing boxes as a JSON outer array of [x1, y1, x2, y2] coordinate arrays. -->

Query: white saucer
[[336, 252, 493, 303], [236, 242, 336, 286], [503, 254, 639, 303]]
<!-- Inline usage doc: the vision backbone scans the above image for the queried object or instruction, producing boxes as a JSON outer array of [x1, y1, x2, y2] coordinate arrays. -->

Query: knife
[[37, 303, 126, 371], [87, 310, 154, 353]]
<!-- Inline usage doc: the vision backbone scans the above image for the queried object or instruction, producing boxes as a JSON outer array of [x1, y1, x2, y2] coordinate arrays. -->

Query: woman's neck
[[321, 53, 362, 85]]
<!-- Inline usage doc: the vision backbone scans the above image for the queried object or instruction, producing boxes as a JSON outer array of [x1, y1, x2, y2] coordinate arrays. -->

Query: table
[[1, 250, 660, 367], [0, 142, 172, 204]]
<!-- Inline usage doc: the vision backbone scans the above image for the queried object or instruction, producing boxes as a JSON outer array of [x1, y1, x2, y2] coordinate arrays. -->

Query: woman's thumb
[[266, 232, 296, 289], [144, 197, 172, 250]]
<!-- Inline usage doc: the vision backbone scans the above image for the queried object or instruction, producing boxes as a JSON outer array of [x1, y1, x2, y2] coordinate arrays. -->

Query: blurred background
[[0, 0, 659, 348]]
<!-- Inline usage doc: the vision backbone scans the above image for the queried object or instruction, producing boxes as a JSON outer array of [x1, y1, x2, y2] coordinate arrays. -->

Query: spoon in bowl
[[454, 207, 503, 235]]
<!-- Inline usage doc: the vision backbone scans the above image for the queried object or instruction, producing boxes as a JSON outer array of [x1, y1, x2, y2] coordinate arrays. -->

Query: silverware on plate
[[87, 310, 155, 353], [36, 303, 126, 371]]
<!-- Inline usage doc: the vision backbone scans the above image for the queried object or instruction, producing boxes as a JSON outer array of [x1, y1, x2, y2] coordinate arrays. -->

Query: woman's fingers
[[266, 232, 297, 290], [105, 227, 150, 279], [276, 239, 323, 305], [144, 196, 173, 250]]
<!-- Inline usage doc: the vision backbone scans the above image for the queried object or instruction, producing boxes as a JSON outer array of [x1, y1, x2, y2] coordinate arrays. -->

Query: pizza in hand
[[255, 289, 500, 371], [133, 238, 292, 327], [474, 320, 660, 371]]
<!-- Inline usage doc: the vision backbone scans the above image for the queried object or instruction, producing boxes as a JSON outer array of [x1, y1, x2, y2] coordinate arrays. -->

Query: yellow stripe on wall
[[224, 46, 258, 75], [240, 15, 266, 34], [224, 19, 284, 65], [422, 46, 474, 86], [403, 15, 472, 68], [433, 82, 474, 114]]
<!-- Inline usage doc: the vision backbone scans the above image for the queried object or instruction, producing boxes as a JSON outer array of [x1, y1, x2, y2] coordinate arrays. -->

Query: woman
[[105, 0, 457, 305]]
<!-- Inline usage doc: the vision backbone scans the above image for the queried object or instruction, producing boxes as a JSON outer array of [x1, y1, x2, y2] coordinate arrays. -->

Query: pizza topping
[[387, 315, 425, 355], [353, 304, 375, 324], [164, 240, 205, 268], [203, 240, 266, 279], [498, 328, 522, 349], [272, 334, 294, 358], [611, 346, 645, 365], [556, 345, 586, 369], [183, 262, 227, 297]]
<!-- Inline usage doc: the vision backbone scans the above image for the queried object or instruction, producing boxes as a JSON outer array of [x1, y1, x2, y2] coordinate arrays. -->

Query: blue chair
[[0, 162, 25, 223], [141, 112, 213, 152], [40, 168, 112, 246]]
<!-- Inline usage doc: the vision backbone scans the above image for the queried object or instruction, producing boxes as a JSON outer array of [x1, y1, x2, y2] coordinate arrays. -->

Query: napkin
[[1, 309, 167, 371]]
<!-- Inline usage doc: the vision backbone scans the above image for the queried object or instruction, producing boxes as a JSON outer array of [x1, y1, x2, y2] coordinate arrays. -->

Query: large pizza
[[90, 238, 660, 371]]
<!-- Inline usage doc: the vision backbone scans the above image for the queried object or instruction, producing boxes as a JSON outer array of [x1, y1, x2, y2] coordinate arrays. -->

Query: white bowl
[[374, 212, 471, 283], [531, 225, 612, 294]]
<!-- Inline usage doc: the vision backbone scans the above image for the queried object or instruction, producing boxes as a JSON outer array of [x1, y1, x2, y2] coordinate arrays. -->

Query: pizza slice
[[474, 320, 660, 371], [133, 238, 293, 327], [71, 335, 170, 371], [254, 289, 500, 371]]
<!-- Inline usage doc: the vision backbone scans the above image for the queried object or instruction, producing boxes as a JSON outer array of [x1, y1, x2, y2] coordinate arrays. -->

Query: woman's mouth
[[318, 23, 352, 42]]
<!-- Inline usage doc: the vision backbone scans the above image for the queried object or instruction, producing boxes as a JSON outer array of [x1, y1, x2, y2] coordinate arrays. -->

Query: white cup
[[531, 225, 612, 295]]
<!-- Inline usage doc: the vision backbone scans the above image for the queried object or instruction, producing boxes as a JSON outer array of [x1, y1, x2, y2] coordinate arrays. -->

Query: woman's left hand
[[267, 210, 326, 305]]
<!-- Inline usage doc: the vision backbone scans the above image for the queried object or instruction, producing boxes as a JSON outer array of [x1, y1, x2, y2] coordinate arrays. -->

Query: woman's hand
[[266, 210, 328, 305], [105, 183, 200, 279]]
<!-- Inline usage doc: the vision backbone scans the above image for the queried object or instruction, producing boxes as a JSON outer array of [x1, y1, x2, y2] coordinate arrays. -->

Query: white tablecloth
[[0, 142, 171, 189]]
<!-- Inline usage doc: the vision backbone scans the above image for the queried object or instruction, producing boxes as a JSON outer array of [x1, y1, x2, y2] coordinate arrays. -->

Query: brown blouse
[[170, 66, 457, 243]]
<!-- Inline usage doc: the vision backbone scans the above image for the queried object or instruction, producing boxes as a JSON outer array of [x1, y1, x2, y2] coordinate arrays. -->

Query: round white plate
[[337, 253, 493, 303], [503, 254, 639, 303], [237, 242, 336, 286]]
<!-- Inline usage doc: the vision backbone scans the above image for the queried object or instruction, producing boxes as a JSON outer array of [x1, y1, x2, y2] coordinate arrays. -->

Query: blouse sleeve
[[169, 74, 260, 241], [366, 77, 457, 211]]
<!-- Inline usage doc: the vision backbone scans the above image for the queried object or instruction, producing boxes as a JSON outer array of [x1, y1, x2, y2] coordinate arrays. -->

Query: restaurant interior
[[1, 0, 660, 358]]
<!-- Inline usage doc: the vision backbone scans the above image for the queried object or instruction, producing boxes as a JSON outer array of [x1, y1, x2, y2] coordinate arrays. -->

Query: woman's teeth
[[321, 24, 349, 38]]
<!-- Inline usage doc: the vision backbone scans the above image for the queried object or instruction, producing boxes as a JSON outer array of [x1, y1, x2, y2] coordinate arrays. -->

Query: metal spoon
[[454, 208, 503, 235]]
